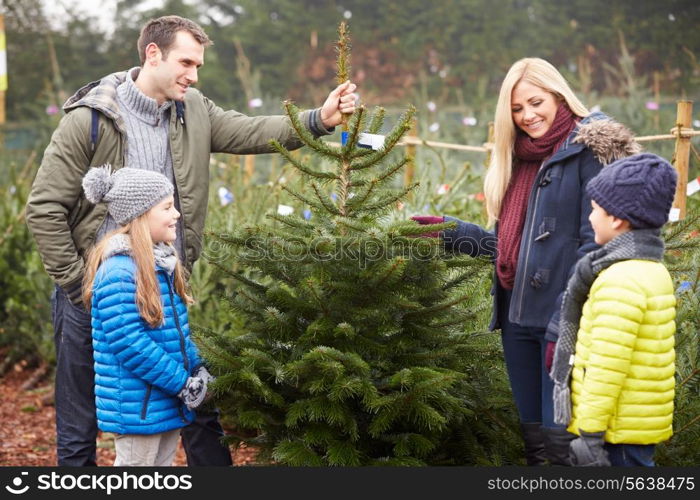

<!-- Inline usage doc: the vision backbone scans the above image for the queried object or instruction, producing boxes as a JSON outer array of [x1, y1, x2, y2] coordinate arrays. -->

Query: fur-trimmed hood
[[572, 113, 642, 165]]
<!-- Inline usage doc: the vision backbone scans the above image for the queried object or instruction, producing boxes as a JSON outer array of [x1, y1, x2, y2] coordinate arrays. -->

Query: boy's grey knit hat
[[82, 165, 174, 225], [586, 152, 677, 229]]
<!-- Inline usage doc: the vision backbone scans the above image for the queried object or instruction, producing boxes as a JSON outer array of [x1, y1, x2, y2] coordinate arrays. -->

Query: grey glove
[[569, 430, 611, 466], [178, 376, 208, 410], [193, 365, 215, 385], [192, 365, 215, 404]]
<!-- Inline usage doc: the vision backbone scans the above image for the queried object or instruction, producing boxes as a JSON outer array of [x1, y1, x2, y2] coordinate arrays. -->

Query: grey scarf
[[104, 234, 178, 274], [550, 229, 665, 425]]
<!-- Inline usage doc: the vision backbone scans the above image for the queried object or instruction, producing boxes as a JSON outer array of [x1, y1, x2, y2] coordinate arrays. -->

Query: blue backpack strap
[[90, 108, 100, 152]]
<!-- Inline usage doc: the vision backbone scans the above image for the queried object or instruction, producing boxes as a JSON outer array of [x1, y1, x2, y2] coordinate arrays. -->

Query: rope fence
[[328, 120, 700, 153], [245, 101, 698, 218], [336, 122, 700, 152]]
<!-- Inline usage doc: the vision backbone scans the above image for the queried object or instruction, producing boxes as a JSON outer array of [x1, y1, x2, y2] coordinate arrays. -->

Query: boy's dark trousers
[[604, 443, 655, 466], [52, 285, 232, 466]]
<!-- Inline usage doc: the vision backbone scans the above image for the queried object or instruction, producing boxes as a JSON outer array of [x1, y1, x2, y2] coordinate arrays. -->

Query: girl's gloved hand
[[178, 375, 208, 410], [193, 366, 215, 404]]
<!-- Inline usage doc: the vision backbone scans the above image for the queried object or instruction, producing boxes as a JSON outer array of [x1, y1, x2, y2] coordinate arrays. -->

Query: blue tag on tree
[[341, 131, 384, 150]]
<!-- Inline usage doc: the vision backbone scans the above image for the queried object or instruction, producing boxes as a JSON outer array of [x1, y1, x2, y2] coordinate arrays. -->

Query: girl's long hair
[[483, 58, 590, 226], [82, 214, 193, 328]]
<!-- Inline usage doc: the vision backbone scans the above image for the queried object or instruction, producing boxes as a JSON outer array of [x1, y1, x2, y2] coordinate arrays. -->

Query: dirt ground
[[0, 364, 257, 466]]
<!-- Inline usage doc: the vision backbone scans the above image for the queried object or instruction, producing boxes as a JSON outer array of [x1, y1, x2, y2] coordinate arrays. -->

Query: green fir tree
[[657, 210, 700, 466], [194, 23, 522, 466]]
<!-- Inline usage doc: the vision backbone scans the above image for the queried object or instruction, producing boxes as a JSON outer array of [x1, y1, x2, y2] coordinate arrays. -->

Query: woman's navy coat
[[442, 113, 640, 341]]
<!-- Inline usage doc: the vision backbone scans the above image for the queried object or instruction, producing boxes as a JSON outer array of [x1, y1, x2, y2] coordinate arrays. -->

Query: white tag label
[[0, 50, 6, 80], [277, 204, 294, 216], [669, 208, 681, 222], [688, 178, 700, 196], [218, 187, 233, 206], [357, 133, 385, 151]]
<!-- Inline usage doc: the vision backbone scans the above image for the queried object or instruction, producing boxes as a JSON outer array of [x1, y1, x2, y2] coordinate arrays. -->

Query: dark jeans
[[498, 287, 562, 430], [605, 443, 655, 466], [51, 285, 232, 466]]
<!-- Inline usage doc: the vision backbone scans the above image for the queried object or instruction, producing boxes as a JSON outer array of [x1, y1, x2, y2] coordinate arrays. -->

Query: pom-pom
[[82, 164, 113, 203]]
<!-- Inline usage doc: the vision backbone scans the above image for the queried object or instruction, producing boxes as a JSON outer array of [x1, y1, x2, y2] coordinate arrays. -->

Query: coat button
[[534, 231, 551, 242]]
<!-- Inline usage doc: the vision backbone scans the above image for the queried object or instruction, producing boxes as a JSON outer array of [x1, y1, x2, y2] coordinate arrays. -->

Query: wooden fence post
[[484, 121, 495, 168], [672, 100, 692, 220], [0, 15, 6, 130], [244, 155, 256, 185], [652, 71, 661, 130], [403, 118, 417, 187]]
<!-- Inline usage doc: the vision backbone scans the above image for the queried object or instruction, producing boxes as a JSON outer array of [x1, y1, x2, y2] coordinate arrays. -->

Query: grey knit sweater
[[96, 68, 185, 259]]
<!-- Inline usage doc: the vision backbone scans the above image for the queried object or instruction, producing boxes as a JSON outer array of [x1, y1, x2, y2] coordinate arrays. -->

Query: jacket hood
[[63, 70, 131, 131], [572, 112, 642, 165], [103, 233, 131, 260]]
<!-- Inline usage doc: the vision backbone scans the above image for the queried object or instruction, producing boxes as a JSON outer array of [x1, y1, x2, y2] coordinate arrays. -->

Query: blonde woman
[[413, 58, 640, 465], [81, 166, 212, 466]]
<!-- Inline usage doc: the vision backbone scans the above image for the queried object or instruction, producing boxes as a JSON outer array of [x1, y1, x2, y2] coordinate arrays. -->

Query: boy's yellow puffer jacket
[[568, 259, 676, 444]]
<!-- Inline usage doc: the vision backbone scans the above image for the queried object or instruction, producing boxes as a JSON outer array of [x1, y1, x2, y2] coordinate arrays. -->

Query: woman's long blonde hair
[[483, 58, 590, 226], [82, 214, 193, 328]]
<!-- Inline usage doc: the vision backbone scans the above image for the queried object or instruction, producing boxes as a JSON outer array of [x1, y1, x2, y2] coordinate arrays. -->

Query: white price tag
[[277, 204, 294, 216], [669, 208, 681, 222], [357, 133, 385, 151], [218, 187, 234, 206]]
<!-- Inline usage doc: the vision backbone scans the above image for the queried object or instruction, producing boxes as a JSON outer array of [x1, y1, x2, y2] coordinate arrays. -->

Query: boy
[[550, 153, 678, 466]]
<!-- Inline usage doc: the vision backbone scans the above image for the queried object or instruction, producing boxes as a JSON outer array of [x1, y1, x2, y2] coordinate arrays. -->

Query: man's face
[[150, 31, 204, 103]]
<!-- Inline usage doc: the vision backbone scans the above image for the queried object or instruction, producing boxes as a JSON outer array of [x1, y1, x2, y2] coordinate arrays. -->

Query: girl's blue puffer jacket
[[91, 254, 200, 435]]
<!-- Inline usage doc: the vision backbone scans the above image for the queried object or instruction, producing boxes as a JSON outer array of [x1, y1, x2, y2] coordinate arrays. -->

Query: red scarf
[[496, 104, 577, 290]]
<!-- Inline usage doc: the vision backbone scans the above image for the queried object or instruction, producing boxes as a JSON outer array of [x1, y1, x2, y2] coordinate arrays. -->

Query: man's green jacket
[[26, 69, 331, 295]]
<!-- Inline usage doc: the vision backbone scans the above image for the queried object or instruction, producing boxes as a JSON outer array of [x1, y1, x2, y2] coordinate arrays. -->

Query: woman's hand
[[545, 341, 556, 372], [410, 215, 445, 238]]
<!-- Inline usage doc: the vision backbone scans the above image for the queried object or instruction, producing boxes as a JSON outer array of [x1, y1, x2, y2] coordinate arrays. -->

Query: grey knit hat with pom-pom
[[82, 165, 174, 225]]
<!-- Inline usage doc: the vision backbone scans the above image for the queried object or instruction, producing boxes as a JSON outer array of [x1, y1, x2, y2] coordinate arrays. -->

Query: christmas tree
[[656, 210, 700, 466], [195, 23, 515, 466]]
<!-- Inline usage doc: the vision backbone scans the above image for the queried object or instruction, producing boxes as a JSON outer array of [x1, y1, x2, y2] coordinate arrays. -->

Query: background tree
[[657, 211, 700, 466], [4, 0, 698, 118]]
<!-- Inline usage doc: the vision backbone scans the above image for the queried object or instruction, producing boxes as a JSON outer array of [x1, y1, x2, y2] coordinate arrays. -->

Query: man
[[26, 15, 357, 466]]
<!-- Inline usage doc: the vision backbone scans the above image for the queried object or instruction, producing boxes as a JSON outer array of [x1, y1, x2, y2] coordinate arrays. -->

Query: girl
[[413, 58, 640, 465], [81, 166, 212, 466]]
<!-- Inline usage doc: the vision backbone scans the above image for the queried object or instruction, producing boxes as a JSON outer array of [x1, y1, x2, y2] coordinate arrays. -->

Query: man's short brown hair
[[137, 15, 212, 65]]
